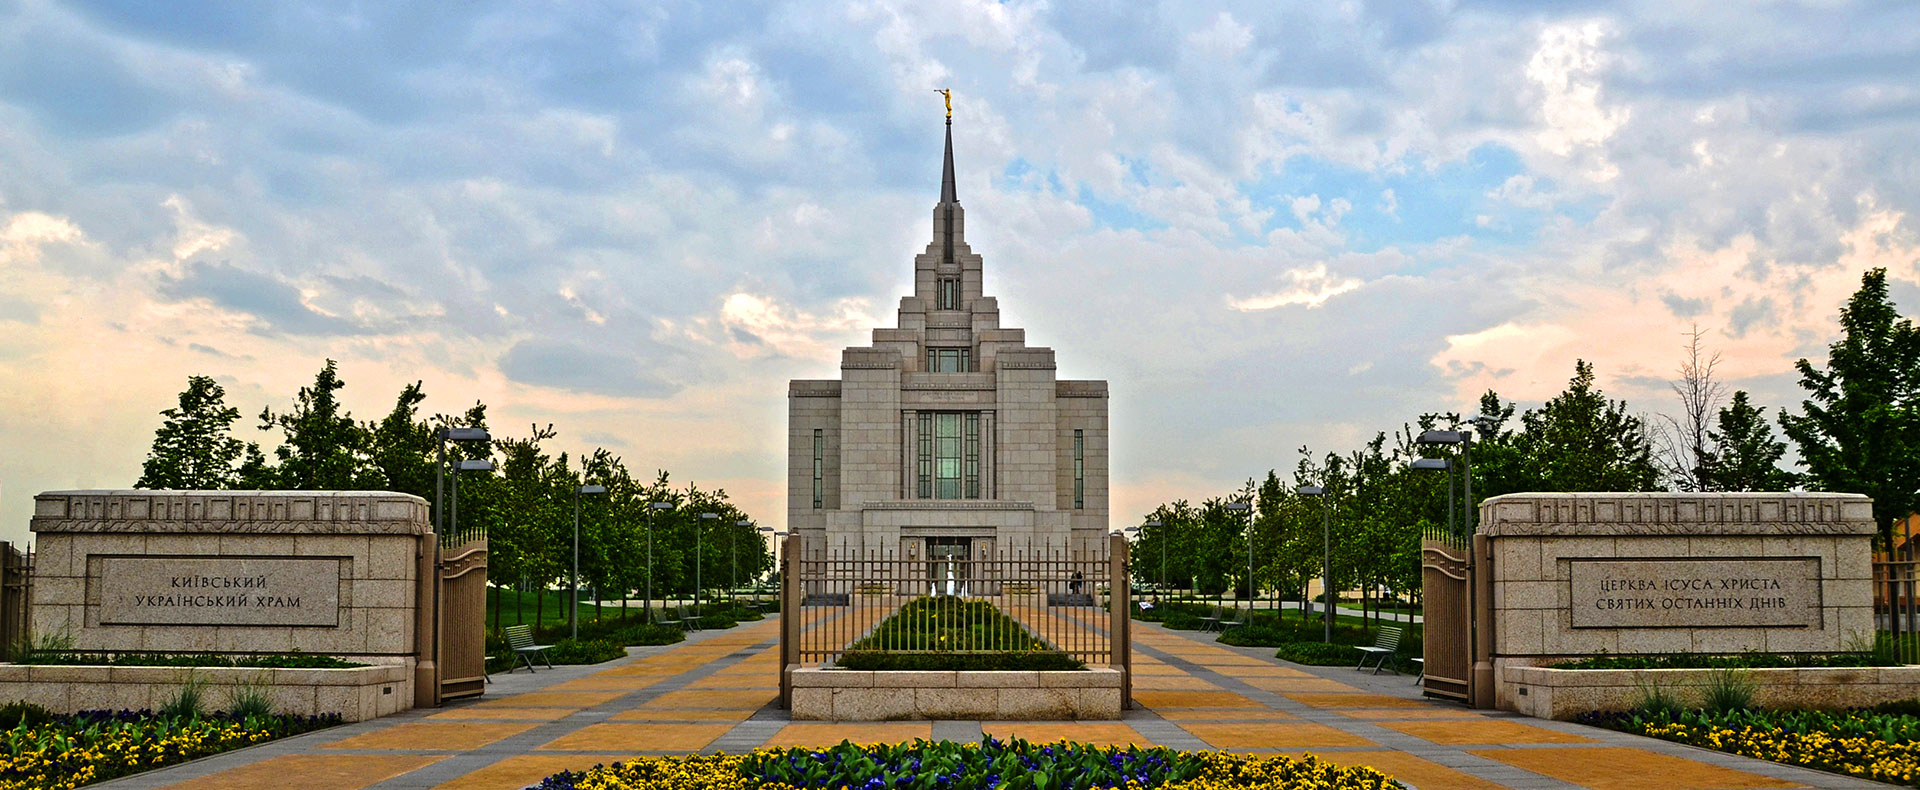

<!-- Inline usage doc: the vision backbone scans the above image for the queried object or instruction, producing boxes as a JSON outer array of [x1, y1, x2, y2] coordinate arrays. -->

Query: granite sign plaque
[[95, 556, 342, 627], [1569, 557, 1820, 629]]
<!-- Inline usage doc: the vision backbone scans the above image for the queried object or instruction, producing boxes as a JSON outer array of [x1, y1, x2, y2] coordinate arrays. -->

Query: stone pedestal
[[1478, 492, 1883, 714], [19, 490, 432, 719]]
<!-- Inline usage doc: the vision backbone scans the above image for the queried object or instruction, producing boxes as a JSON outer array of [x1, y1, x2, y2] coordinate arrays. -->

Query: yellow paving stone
[[538, 723, 733, 752], [1189, 654, 1275, 666], [474, 691, 623, 709], [683, 677, 777, 690], [643, 689, 778, 710], [1132, 676, 1222, 691], [1468, 747, 1805, 790], [1183, 722, 1376, 749], [610, 708, 759, 723], [1382, 720, 1597, 745], [1128, 663, 1185, 676], [426, 706, 578, 722], [762, 723, 934, 747], [1153, 708, 1303, 721], [432, 754, 638, 790], [1242, 677, 1367, 694], [1336, 708, 1488, 721], [1271, 751, 1504, 790], [546, 676, 663, 691], [1133, 690, 1262, 709], [167, 753, 447, 790], [324, 722, 536, 751], [1283, 693, 1431, 709], [983, 722, 1154, 748], [1218, 665, 1314, 678]]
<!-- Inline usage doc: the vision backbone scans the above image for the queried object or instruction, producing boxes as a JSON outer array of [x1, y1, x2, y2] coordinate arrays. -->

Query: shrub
[[1161, 612, 1203, 630], [226, 680, 276, 720], [836, 651, 1085, 672], [1632, 677, 1684, 718], [159, 675, 206, 719], [1548, 652, 1890, 670], [1216, 626, 1294, 647], [0, 701, 55, 728], [1873, 698, 1920, 717], [1274, 642, 1361, 666], [546, 638, 626, 665], [610, 623, 685, 646], [1701, 667, 1758, 713], [15, 651, 362, 668]]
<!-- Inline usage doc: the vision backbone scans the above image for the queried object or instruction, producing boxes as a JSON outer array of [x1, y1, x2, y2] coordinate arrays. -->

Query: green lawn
[[485, 587, 637, 628]]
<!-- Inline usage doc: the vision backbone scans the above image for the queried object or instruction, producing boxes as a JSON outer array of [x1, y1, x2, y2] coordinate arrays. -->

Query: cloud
[[1228, 263, 1364, 311], [496, 338, 683, 399]]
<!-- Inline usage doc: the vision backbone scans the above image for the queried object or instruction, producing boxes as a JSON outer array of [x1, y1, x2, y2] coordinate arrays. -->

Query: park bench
[[657, 607, 683, 629], [1354, 625, 1404, 675], [1409, 657, 1425, 685], [503, 624, 554, 674]]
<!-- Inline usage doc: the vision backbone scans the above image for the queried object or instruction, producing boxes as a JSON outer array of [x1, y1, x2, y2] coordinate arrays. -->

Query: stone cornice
[[1478, 492, 1875, 537], [33, 491, 430, 535], [860, 500, 1038, 512]]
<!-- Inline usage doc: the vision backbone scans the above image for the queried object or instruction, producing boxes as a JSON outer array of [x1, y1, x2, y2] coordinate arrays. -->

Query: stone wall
[[1483, 492, 1875, 662], [1501, 665, 1920, 720], [788, 668, 1123, 720], [21, 490, 431, 717], [0, 663, 408, 722]]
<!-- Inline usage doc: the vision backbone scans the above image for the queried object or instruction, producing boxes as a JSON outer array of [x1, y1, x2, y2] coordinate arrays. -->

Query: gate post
[[779, 533, 800, 709], [1109, 533, 1131, 709], [414, 532, 439, 708], [1470, 532, 1495, 709]]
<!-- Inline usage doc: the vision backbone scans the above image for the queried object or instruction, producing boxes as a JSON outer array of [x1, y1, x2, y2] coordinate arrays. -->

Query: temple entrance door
[[927, 537, 971, 594]]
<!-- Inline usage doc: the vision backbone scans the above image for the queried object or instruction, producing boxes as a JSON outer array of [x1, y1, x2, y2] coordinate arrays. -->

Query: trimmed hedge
[[16, 652, 362, 668], [836, 651, 1085, 672], [1274, 642, 1362, 666], [1548, 652, 1894, 670]]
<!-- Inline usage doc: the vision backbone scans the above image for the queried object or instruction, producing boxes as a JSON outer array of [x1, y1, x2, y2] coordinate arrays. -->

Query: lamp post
[[1145, 519, 1164, 604], [1410, 457, 1455, 537], [757, 526, 776, 607], [1417, 425, 1487, 534], [1298, 485, 1331, 642], [698, 513, 718, 616], [734, 519, 752, 598], [1226, 501, 1253, 618], [571, 484, 607, 639], [428, 427, 487, 707], [645, 502, 673, 623]]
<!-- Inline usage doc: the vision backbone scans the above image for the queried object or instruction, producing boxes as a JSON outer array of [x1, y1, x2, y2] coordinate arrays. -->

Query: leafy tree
[[365, 381, 436, 499], [1512, 360, 1661, 492], [135, 375, 250, 489], [1698, 391, 1798, 492], [1779, 268, 1920, 542], [257, 360, 376, 490]]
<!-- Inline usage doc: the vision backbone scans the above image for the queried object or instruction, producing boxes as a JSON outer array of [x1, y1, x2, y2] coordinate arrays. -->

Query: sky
[[2, 0, 1919, 547]]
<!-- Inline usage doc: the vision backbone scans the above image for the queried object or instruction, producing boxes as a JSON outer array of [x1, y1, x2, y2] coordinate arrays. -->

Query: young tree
[[1513, 360, 1661, 492], [1698, 391, 1798, 492], [135, 375, 250, 489], [1653, 326, 1725, 491], [1779, 268, 1920, 542], [365, 381, 436, 500], [258, 360, 375, 490]]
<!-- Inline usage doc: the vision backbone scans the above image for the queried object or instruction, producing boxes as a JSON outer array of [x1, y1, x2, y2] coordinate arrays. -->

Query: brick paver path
[[92, 615, 1891, 790]]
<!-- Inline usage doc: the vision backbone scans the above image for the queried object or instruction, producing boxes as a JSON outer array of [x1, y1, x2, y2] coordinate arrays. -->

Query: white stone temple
[[786, 113, 1110, 572]]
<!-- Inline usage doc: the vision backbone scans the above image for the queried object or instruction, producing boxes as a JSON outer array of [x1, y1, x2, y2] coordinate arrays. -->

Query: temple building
[[786, 113, 1110, 571]]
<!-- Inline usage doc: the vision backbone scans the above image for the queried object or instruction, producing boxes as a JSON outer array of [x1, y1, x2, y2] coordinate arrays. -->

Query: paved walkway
[[94, 616, 1887, 790]]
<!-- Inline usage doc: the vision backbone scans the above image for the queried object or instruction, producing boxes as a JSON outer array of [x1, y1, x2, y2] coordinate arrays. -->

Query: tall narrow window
[[916, 411, 980, 499], [937, 277, 961, 309], [812, 429, 824, 509], [1073, 429, 1085, 509], [917, 413, 933, 498]]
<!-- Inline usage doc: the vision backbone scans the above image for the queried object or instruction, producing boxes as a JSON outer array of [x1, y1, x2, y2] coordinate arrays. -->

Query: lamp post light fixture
[[1417, 422, 1490, 534], [1225, 501, 1253, 617], [1297, 485, 1332, 642], [1409, 457, 1455, 541], [698, 513, 719, 617], [570, 484, 607, 639], [645, 502, 673, 623]]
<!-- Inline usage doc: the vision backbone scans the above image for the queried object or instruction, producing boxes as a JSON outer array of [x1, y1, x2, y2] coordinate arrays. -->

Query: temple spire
[[937, 89, 957, 204]]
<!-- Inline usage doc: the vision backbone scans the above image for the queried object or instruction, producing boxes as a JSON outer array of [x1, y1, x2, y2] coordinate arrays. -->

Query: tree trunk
[[490, 583, 501, 631], [535, 586, 545, 630]]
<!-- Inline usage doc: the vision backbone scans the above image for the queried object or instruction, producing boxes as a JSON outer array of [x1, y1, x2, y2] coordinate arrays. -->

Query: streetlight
[[698, 512, 719, 617], [1226, 501, 1253, 619], [735, 519, 753, 598], [571, 484, 607, 639], [757, 526, 776, 607], [1145, 519, 1164, 604], [1418, 423, 1490, 534], [427, 426, 487, 707], [645, 502, 673, 623], [1298, 485, 1332, 642]]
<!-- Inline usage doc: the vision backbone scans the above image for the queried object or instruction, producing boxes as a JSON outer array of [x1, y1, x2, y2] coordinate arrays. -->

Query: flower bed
[[14, 652, 362, 668], [0, 708, 340, 790], [1548, 653, 1895, 670], [1581, 707, 1920, 786], [529, 738, 1405, 790]]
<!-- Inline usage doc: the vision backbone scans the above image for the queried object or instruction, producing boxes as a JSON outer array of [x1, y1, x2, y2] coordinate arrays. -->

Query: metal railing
[[1875, 558, 1920, 665], [786, 537, 1121, 668]]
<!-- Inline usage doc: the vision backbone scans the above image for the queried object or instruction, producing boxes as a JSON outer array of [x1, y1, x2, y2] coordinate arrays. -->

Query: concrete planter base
[[788, 668, 1124, 721], [1499, 663, 1920, 720], [0, 661, 413, 722]]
